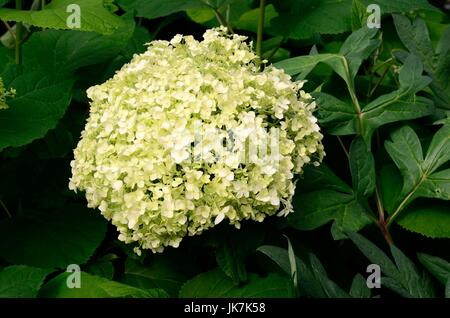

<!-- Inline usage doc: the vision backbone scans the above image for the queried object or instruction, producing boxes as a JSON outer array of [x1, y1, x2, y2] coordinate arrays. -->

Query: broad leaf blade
[[0, 204, 107, 268], [347, 232, 400, 281], [179, 269, 292, 298], [390, 245, 434, 298], [0, 266, 53, 298], [417, 253, 450, 285], [289, 189, 371, 233], [0, 0, 126, 35], [349, 273, 371, 298], [349, 137, 375, 197], [121, 259, 186, 297], [40, 272, 168, 298]]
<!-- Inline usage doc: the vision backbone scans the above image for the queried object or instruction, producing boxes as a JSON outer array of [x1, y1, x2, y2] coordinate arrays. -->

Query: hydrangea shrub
[[69, 28, 324, 253]]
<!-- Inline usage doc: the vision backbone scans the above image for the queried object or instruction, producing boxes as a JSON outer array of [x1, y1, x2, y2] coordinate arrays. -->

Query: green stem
[[41, 0, 45, 9], [375, 186, 393, 245], [0, 199, 12, 219], [256, 0, 265, 60], [386, 176, 425, 229], [369, 62, 391, 98], [336, 136, 349, 159], [15, 0, 23, 65]]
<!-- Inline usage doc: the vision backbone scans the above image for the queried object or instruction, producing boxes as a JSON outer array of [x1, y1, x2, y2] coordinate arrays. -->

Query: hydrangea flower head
[[69, 27, 325, 254]]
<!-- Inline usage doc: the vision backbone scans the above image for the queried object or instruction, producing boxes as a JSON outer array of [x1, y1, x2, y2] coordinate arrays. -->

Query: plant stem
[[336, 136, 349, 159], [0, 199, 12, 219], [41, 0, 45, 9], [15, 0, 23, 65], [375, 186, 393, 245], [369, 62, 391, 98], [256, 0, 265, 60], [386, 176, 425, 229]]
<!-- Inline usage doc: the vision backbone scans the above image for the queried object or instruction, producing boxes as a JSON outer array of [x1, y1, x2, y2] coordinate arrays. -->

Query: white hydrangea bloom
[[69, 27, 325, 253]]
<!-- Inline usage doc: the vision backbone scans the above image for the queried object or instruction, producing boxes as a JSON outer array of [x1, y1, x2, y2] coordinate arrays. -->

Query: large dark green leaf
[[179, 269, 293, 298], [314, 54, 433, 143], [289, 189, 371, 234], [40, 272, 168, 298], [348, 232, 435, 297], [349, 137, 375, 197], [214, 226, 264, 284], [0, 70, 73, 150], [396, 201, 450, 238], [117, 0, 205, 19], [270, 0, 353, 40], [0, 265, 53, 298], [384, 124, 450, 236], [275, 26, 379, 88], [0, 0, 126, 35], [121, 259, 186, 297], [257, 245, 358, 298], [0, 204, 107, 268], [361, 0, 439, 14], [394, 15, 450, 109], [349, 274, 371, 298], [23, 19, 134, 77], [417, 253, 450, 285]]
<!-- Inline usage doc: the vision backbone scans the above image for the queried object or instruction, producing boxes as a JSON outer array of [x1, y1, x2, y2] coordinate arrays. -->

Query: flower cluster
[[69, 27, 324, 253], [0, 77, 16, 110]]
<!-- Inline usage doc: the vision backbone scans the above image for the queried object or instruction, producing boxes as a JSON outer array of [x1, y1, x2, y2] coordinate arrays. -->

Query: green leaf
[[348, 232, 435, 297], [40, 271, 168, 298], [0, 265, 53, 298], [349, 274, 371, 298], [393, 14, 434, 73], [275, 26, 379, 85], [446, 277, 450, 298], [390, 245, 434, 297], [338, 27, 380, 80], [0, 0, 126, 35], [121, 258, 186, 297], [349, 137, 376, 197], [285, 236, 298, 289], [270, 0, 353, 40], [215, 240, 247, 284], [361, 0, 439, 14], [384, 124, 450, 235], [179, 269, 292, 298], [351, 0, 369, 31], [86, 255, 117, 280], [394, 15, 450, 109], [257, 245, 328, 298], [23, 19, 135, 77], [234, 4, 278, 33], [313, 92, 356, 135], [347, 232, 400, 281], [296, 164, 353, 194], [396, 201, 450, 238], [313, 54, 433, 143], [257, 245, 292, 276], [0, 204, 107, 268], [214, 225, 264, 284], [118, 0, 205, 19], [378, 164, 403, 213], [289, 189, 371, 234], [308, 253, 350, 298], [417, 253, 450, 285], [0, 69, 73, 150]]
